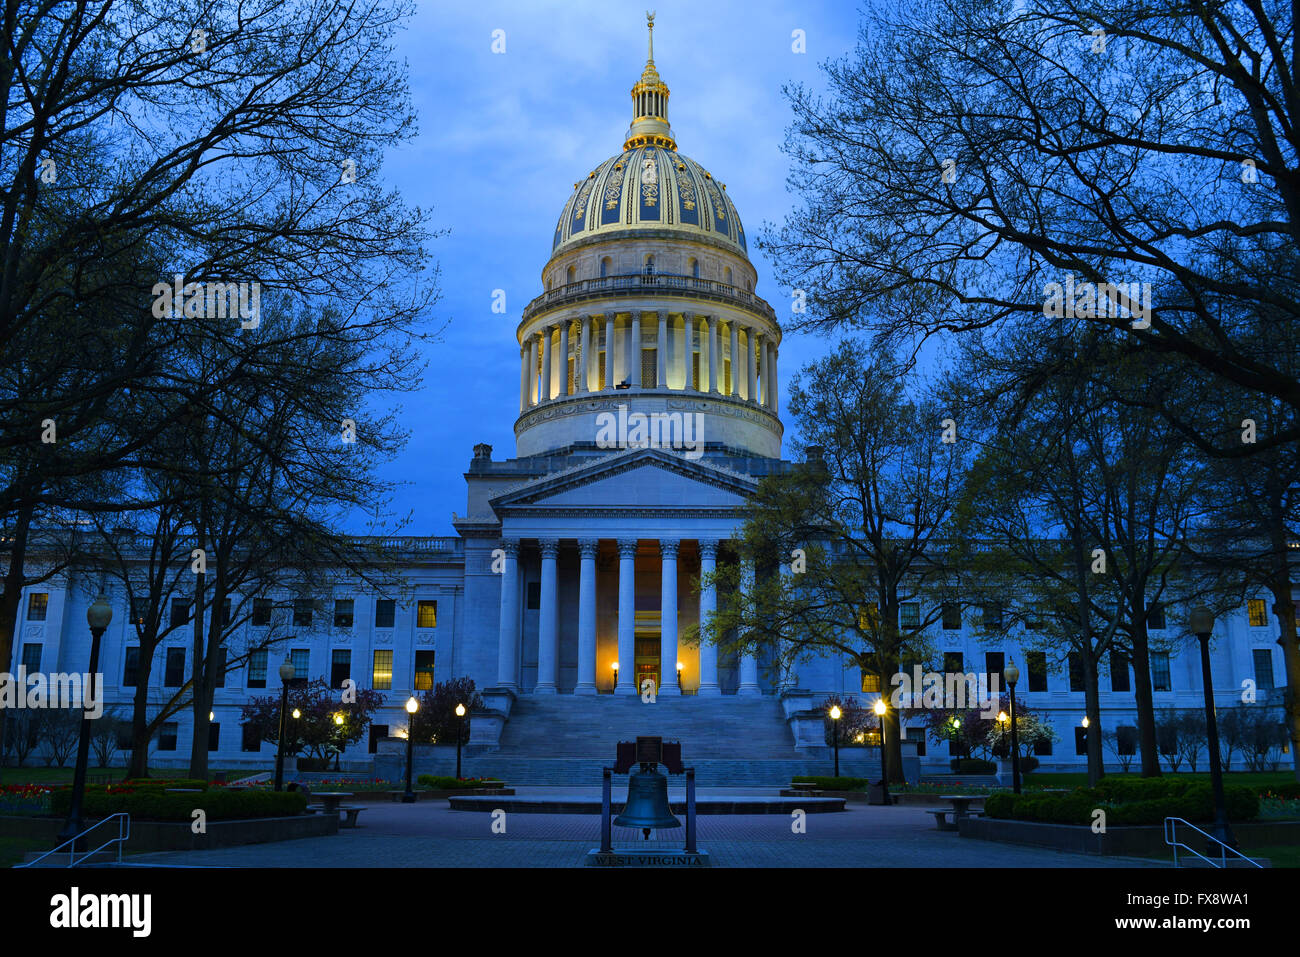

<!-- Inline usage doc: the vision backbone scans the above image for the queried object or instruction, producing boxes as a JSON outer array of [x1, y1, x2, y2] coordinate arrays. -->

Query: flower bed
[[0, 784, 52, 816]]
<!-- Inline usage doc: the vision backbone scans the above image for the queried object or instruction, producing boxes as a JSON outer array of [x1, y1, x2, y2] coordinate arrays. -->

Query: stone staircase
[[444, 694, 883, 786]]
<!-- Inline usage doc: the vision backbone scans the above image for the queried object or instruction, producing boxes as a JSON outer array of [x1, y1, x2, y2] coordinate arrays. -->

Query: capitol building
[[9, 21, 1290, 784]]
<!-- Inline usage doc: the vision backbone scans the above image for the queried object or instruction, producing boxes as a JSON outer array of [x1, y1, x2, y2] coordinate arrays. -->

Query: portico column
[[754, 332, 765, 405], [697, 541, 721, 696], [536, 540, 559, 693], [684, 314, 695, 391], [604, 312, 616, 390], [656, 310, 668, 388], [630, 311, 643, 388], [559, 321, 570, 396], [738, 556, 760, 695], [540, 327, 552, 401], [495, 540, 520, 691], [746, 327, 756, 402], [659, 540, 680, 695], [728, 321, 740, 396], [615, 540, 638, 695], [575, 540, 598, 694], [579, 316, 591, 393], [707, 316, 719, 394], [771, 346, 779, 411]]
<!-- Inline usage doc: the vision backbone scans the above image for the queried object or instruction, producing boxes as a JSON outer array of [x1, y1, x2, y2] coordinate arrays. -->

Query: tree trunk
[[0, 503, 34, 764], [1083, 653, 1105, 786], [1266, 555, 1300, 782], [127, 672, 154, 779], [188, 562, 211, 780], [882, 653, 906, 784], [1129, 633, 1163, 776]]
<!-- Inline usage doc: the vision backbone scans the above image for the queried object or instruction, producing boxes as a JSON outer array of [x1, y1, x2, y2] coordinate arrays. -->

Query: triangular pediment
[[490, 448, 757, 513]]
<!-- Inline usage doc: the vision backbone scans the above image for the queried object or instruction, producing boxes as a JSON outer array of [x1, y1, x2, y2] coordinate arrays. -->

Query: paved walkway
[[127, 799, 1162, 868]]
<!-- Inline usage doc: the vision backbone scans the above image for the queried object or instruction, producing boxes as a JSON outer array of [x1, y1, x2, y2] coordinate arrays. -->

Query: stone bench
[[930, 809, 959, 831], [338, 806, 364, 828]]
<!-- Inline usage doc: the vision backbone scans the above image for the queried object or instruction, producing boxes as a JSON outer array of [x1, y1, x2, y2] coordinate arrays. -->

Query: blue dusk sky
[[371, 1, 867, 534]]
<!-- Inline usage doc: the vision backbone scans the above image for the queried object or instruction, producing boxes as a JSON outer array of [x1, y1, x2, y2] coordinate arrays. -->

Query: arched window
[[724, 267, 733, 285], [566, 265, 575, 284], [690, 258, 700, 279], [600, 257, 611, 278], [644, 255, 655, 276]]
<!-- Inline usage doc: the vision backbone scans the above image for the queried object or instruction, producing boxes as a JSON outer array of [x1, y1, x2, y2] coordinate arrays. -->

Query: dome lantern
[[625, 12, 675, 151]]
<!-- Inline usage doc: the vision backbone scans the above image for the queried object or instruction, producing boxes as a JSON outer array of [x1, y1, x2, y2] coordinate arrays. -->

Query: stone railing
[[521, 273, 778, 324]]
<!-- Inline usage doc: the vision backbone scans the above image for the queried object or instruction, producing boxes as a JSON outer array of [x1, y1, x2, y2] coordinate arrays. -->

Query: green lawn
[[0, 835, 52, 868], [1026, 770, 1298, 790]]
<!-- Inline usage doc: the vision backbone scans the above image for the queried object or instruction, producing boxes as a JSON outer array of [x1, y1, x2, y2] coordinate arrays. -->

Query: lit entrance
[[634, 611, 660, 691]]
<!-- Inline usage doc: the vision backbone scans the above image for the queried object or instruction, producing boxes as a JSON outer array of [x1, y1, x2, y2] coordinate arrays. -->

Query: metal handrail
[[1163, 817, 1261, 869], [17, 813, 131, 868]]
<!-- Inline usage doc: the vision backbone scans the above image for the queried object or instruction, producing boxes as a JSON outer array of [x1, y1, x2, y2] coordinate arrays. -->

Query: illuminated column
[[656, 310, 668, 388], [579, 316, 591, 393], [729, 321, 740, 396], [746, 327, 756, 402], [559, 321, 570, 397], [771, 345, 779, 411], [604, 312, 616, 390], [528, 335, 539, 406], [536, 540, 559, 693], [659, 540, 680, 695], [615, 540, 638, 695], [519, 346, 529, 411], [575, 540, 598, 694], [495, 540, 520, 691], [754, 332, 765, 405], [540, 326, 552, 401], [630, 311, 643, 388], [697, 540, 720, 696], [684, 314, 695, 391], [707, 316, 719, 394], [738, 556, 760, 695]]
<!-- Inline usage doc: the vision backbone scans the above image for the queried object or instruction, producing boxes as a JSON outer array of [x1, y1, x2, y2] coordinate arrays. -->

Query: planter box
[[959, 816, 1300, 856]]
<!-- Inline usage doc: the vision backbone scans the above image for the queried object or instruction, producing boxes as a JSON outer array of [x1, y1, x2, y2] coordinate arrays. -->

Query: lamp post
[[274, 658, 295, 791], [1004, 658, 1021, 794], [59, 595, 112, 844], [455, 703, 467, 779], [403, 696, 419, 803], [1191, 605, 1236, 849], [874, 697, 891, 805], [611, 661, 618, 693], [829, 704, 842, 777], [333, 712, 345, 771]]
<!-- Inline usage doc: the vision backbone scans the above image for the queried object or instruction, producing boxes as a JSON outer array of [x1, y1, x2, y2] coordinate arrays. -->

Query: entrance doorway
[[634, 611, 660, 693]]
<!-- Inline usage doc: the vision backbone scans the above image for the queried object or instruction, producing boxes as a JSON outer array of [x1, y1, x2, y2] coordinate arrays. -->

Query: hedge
[[120, 778, 210, 791], [791, 776, 871, 789], [50, 787, 306, 821], [984, 782, 1259, 827], [950, 758, 996, 774], [415, 775, 501, 789]]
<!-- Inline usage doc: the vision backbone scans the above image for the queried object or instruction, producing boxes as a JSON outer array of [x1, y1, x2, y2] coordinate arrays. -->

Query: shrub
[[415, 775, 500, 790], [121, 778, 210, 791], [50, 787, 306, 821], [950, 758, 996, 773], [984, 781, 1259, 826]]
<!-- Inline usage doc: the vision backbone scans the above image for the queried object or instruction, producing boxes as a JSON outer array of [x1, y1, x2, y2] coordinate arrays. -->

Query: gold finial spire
[[647, 11, 655, 61], [626, 12, 674, 150]]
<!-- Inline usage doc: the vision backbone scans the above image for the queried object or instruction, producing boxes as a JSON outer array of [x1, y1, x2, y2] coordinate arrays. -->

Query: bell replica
[[613, 737, 681, 840]]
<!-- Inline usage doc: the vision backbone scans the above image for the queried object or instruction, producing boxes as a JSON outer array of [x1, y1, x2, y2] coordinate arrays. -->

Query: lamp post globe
[[402, 696, 419, 802], [274, 658, 295, 792], [60, 595, 113, 844], [1189, 606, 1236, 849]]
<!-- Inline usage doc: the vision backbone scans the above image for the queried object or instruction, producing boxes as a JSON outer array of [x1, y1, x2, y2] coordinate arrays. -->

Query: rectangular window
[[19, 643, 41, 674], [943, 651, 963, 675], [331, 649, 352, 690], [1253, 649, 1275, 691], [214, 647, 227, 689], [218, 598, 232, 630], [241, 724, 261, 752], [123, 648, 140, 687], [417, 600, 438, 629], [1074, 726, 1088, 755], [1147, 603, 1166, 630], [913, 732, 926, 756], [1151, 652, 1172, 692], [159, 722, 178, 751], [248, 648, 268, 689], [170, 598, 190, 629], [861, 670, 881, 693], [985, 652, 1004, 693], [1033, 737, 1053, 756], [1026, 651, 1048, 692], [290, 648, 309, 680], [208, 722, 220, 752], [164, 647, 186, 687], [293, 599, 313, 627], [414, 650, 436, 691], [858, 603, 879, 631], [941, 602, 961, 630], [1118, 726, 1138, 755], [369, 724, 390, 754], [26, 592, 48, 621], [1248, 598, 1268, 627], [334, 599, 354, 628], [1110, 651, 1130, 692], [981, 602, 1003, 630], [252, 599, 272, 626], [899, 603, 919, 629], [131, 597, 148, 626], [1068, 652, 1084, 692], [372, 650, 393, 690], [375, 599, 396, 628]]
